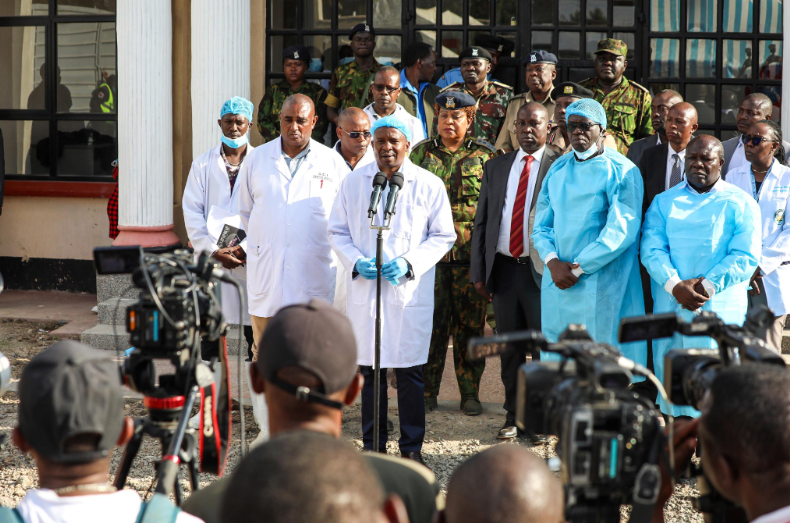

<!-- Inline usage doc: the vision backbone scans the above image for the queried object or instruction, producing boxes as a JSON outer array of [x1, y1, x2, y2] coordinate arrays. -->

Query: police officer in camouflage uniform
[[434, 46, 512, 148], [325, 23, 382, 125], [411, 92, 494, 416], [580, 39, 653, 155], [257, 45, 328, 143]]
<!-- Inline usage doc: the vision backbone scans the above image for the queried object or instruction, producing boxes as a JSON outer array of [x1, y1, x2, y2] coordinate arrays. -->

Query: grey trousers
[[747, 278, 786, 353]]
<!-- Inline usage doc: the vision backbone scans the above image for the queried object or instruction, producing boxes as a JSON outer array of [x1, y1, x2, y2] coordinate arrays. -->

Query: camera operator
[[653, 364, 790, 523], [6, 341, 201, 523], [438, 445, 564, 523]]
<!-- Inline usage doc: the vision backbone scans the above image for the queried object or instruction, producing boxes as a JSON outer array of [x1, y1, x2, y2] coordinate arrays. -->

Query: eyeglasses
[[567, 121, 601, 133], [341, 129, 371, 139], [372, 84, 400, 94], [743, 135, 777, 147]]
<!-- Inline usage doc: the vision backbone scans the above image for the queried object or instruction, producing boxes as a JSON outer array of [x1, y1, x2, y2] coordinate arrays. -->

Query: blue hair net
[[370, 115, 412, 143], [565, 98, 607, 128], [220, 96, 254, 123]]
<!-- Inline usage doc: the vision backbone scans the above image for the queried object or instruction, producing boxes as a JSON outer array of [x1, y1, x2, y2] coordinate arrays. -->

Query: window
[[0, 0, 117, 180], [647, 0, 783, 137]]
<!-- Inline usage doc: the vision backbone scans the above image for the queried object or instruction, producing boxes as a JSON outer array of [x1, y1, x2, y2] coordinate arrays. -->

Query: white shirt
[[665, 145, 687, 190], [662, 179, 724, 300], [496, 146, 545, 256], [15, 489, 202, 523], [363, 103, 426, 152], [752, 504, 790, 523], [728, 136, 748, 174]]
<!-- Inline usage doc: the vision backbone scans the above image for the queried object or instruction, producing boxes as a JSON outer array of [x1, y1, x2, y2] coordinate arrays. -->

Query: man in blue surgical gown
[[532, 98, 647, 367], [641, 135, 761, 417]]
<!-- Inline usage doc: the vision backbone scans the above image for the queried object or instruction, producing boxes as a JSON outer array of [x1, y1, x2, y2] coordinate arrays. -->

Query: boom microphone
[[383, 172, 404, 221], [368, 172, 388, 218]]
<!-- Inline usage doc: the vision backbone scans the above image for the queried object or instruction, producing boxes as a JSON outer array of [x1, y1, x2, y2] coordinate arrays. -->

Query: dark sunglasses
[[743, 134, 777, 147], [342, 129, 371, 139], [567, 121, 601, 133], [372, 84, 400, 94]]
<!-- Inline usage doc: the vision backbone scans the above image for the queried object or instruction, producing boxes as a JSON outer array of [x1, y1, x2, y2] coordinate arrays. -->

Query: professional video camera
[[468, 325, 665, 523], [619, 309, 786, 523], [93, 245, 246, 501]]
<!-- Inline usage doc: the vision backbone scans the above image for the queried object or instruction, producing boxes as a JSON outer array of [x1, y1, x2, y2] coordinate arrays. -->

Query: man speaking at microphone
[[329, 115, 455, 468]]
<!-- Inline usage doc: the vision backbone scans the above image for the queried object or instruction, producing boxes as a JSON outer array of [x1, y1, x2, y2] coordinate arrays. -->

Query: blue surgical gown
[[641, 180, 761, 417], [532, 147, 647, 369]]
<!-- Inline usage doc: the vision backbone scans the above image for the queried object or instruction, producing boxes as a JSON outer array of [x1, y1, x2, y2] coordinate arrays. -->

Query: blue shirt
[[281, 140, 311, 178], [400, 69, 430, 138]]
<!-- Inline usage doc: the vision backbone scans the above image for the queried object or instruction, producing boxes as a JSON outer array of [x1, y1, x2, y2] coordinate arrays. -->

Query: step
[[98, 297, 137, 325], [96, 274, 140, 304], [80, 323, 131, 352]]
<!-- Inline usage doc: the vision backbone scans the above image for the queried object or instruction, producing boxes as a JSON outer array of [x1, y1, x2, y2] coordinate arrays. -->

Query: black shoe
[[386, 417, 395, 434], [498, 422, 518, 439], [401, 451, 431, 471], [424, 396, 438, 412], [519, 431, 549, 445]]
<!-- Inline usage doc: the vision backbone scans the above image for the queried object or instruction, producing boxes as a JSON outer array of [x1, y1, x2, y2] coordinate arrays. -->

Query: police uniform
[[580, 39, 653, 155], [433, 46, 513, 147], [411, 92, 495, 416], [494, 50, 557, 153], [324, 24, 381, 111], [436, 35, 514, 89], [257, 45, 329, 143]]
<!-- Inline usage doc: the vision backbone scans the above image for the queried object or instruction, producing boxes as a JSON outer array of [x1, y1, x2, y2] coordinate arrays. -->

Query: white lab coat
[[726, 160, 790, 316], [328, 159, 455, 367], [238, 138, 348, 317], [182, 144, 252, 325]]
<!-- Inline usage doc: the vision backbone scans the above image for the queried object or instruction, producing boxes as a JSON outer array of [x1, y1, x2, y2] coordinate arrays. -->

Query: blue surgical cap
[[565, 98, 607, 128], [370, 115, 412, 143], [220, 96, 254, 123]]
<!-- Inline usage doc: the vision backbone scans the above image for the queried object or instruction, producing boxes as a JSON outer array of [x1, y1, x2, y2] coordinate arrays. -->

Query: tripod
[[114, 385, 200, 504]]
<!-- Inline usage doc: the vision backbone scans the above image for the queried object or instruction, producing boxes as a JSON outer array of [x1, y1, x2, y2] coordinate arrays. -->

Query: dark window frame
[[0, 0, 117, 182]]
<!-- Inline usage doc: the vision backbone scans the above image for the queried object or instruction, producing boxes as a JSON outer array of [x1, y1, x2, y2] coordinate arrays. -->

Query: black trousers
[[201, 325, 255, 362], [490, 254, 542, 423], [360, 365, 425, 454]]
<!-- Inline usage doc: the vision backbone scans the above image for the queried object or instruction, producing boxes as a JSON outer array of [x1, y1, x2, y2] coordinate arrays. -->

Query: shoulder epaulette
[[491, 81, 513, 91], [412, 137, 435, 149], [469, 138, 496, 152], [629, 80, 650, 94], [439, 82, 463, 93]]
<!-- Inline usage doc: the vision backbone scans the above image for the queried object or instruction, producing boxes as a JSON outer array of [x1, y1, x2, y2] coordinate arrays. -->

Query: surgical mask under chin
[[308, 58, 323, 72], [221, 133, 249, 149], [574, 141, 598, 161]]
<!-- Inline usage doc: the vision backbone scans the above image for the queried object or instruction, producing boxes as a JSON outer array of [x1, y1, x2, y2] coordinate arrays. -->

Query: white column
[[114, 0, 180, 247], [783, 7, 790, 140], [191, 0, 251, 157]]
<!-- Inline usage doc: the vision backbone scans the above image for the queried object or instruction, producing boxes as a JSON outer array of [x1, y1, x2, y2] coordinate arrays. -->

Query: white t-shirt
[[15, 489, 203, 523]]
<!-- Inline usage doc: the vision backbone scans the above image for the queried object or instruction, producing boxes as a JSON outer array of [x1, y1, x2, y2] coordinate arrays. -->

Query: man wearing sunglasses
[[334, 107, 375, 171], [533, 99, 647, 373], [363, 67, 426, 153]]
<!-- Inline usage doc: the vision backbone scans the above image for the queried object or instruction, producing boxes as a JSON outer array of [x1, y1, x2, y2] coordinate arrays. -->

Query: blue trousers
[[360, 365, 425, 453]]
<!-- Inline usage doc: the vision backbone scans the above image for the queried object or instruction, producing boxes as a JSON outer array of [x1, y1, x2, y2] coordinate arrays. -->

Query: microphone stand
[[369, 212, 392, 454]]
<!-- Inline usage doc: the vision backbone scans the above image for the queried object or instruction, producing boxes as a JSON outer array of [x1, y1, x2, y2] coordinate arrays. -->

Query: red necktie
[[509, 155, 534, 258]]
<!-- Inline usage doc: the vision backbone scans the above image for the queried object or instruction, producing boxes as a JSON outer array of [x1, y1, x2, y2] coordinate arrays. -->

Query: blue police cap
[[523, 50, 559, 65], [435, 92, 476, 110]]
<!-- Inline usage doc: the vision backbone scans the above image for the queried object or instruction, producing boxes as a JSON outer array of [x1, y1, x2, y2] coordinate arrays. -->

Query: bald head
[[280, 94, 317, 150], [336, 107, 372, 165], [666, 102, 698, 150], [445, 446, 564, 523], [282, 93, 315, 117], [737, 93, 775, 134], [338, 107, 369, 129]]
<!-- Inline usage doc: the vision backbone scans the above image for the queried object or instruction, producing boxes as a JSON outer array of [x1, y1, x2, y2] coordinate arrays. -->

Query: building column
[[783, 12, 790, 140], [114, 0, 180, 248], [190, 0, 251, 157]]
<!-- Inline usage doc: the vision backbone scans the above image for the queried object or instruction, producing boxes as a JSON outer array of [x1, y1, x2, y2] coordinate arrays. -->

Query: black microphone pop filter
[[388, 172, 404, 189], [372, 171, 388, 188], [383, 172, 405, 220], [368, 172, 389, 218]]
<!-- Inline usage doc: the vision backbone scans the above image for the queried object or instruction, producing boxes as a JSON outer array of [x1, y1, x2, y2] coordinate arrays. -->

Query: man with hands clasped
[[329, 115, 455, 467]]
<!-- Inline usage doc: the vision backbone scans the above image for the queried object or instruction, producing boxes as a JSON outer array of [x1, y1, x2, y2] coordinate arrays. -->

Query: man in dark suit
[[626, 89, 683, 165], [639, 102, 699, 217], [722, 93, 790, 175], [470, 102, 560, 441]]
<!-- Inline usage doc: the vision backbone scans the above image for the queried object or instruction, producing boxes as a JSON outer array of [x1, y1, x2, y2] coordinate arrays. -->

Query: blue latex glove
[[354, 257, 378, 280], [381, 258, 409, 285]]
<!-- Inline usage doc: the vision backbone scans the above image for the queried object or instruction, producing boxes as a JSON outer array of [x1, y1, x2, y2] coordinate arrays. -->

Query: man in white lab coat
[[328, 115, 455, 467], [183, 96, 267, 444], [238, 94, 348, 355]]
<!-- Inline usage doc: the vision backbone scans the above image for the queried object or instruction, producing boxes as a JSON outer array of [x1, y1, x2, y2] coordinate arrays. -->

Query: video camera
[[94, 245, 246, 495], [468, 325, 664, 523]]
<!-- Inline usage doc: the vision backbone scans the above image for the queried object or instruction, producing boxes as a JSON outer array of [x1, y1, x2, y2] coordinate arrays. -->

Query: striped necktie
[[509, 155, 534, 258], [669, 153, 683, 188]]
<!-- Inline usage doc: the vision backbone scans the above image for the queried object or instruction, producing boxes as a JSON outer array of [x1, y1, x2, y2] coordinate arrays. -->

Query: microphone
[[383, 172, 404, 221], [368, 172, 388, 218]]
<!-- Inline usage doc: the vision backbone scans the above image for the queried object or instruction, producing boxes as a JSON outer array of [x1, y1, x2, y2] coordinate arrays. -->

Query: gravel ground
[[0, 318, 703, 522]]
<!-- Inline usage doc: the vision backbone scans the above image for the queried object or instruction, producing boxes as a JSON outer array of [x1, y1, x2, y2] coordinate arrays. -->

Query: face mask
[[574, 141, 598, 161], [339, 57, 354, 66], [308, 58, 323, 72], [222, 133, 249, 149]]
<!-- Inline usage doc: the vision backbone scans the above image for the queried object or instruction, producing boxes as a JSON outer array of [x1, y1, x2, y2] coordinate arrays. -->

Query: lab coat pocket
[[350, 275, 371, 305], [309, 173, 334, 213], [299, 244, 334, 297], [247, 245, 273, 296]]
